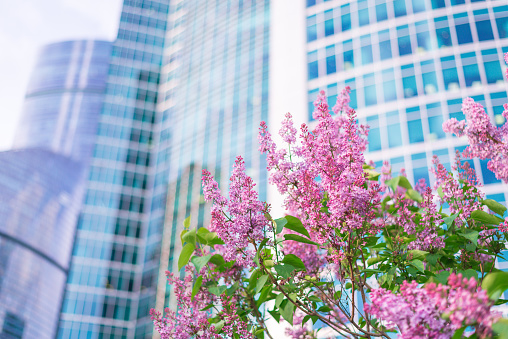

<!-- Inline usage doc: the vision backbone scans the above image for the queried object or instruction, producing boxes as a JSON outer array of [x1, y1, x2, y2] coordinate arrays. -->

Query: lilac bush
[[151, 54, 508, 338]]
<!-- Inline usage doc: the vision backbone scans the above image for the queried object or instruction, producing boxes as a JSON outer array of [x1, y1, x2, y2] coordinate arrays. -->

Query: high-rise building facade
[[305, 0, 508, 201], [14, 40, 112, 162], [57, 1, 172, 338], [154, 0, 271, 311], [0, 40, 111, 339]]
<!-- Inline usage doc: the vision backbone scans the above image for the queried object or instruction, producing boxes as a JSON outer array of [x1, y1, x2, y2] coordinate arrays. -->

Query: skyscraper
[[0, 40, 111, 339], [305, 0, 508, 200], [57, 1, 172, 338]]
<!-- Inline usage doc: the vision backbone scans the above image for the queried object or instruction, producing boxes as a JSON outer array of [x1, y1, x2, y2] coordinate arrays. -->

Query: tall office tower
[[57, 1, 172, 338], [305, 0, 508, 201], [153, 0, 271, 311], [0, 40, 111, 339], [14, 40, 112, 162]]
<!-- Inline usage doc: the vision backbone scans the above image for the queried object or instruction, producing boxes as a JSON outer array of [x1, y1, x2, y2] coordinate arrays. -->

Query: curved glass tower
[[14, 40, 111, 162], [306, 0, 508, 200], [0, 150, 85, 339]]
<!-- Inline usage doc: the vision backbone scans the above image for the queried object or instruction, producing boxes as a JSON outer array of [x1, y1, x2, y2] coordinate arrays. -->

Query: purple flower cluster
[[366, 274, 499, 338], [201, 156, 270, 266], [258, 89, 381, 263], [442, 53, 508, 183]]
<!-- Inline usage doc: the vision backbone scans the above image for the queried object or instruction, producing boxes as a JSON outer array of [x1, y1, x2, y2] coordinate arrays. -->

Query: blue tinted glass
[[307, 24, 317, 42], [342, 12, 351, 31], [481, 159, 501, 184], [325, 19, 335, 36], [307, 0, 316, 7], [497, 17, 508, 39], [451, 0, 465, 4], [367, 116, 381, 151], [463, 64, 481, 87], [398, 36, 412, 56], [308, 89, 319, 120], [428, 116, 445, 139], [413, 166, 430, 185], [408, 120, 424, 143], [476, 20, 494, 41], [346, 78, 357, 108], [344, 50, 354, 69], [436, 27, 452, 47], [431, 0, 446, 9], [484, 61, 503, 84], [383, 80, 397, 102], [359, 9, 369, 26], [326, 55, 336, 74], [417, 31, 431, 51], [443, 68, 460, 90], [456, 23, 473, 44], [403, 76, 418, 98], [393, 0, 407, 17], [364, 85, 377, 106], [361, 45, 373, 65], [376, 4, 388, 22], [386, 112, 402, 148], [422, 72, 438, 94], [412, 0, 426, 13], [379, 40, 392, 60]]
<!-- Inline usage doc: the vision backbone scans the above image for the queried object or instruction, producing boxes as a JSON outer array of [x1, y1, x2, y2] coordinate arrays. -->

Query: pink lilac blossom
[[430, 154, 483, 227], [201, 156, 270, 266], [408, 187, 445, 252], [500, 218, 508, 233], [443, 55, 508, 182], [366, 274, 499, 339], [285, 312, 316, 339], [150, 268, 215, 339], [258, 89, 382, 263]]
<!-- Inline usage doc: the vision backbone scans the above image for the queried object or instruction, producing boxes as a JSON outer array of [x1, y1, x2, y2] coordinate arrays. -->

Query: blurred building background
[[2, 0, 508, 338], [0, 40, 111, 339]]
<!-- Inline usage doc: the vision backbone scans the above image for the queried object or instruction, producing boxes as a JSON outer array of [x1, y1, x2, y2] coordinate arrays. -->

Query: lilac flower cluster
[[258, 89, 381, 263], [201, 156, 270, 266], [442, 53, 508, 183], [366, 274, 498, 338]]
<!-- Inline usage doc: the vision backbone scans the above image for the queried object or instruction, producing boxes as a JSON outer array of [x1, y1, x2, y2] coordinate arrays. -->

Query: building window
[[367, 115, 382, 151], [416, 21, 432, 52], [341, 4, 351, 32], [407, 107, 424, 144], [412, 0, 426, 13], [412, 153, 430, 185], [358, 0, 369, 26], [386, 111, 403, 148], [326, 45, 336, 75], [427, 102, 445, 140], [376, 3, 388, 22], [361, 35, 373, 65], [382, 68, 397, 102], [324, 9, 334, 36], [308, 51, 318, 80], [461, 52, 481, 88], [495, 6, 508, 39], [393, 0, 407, 17], [397, 25, 412, 56], [379, 29, 392, 60], [307, 15, 317, 42], [441, 56, 460, 91], [421, 60, 439, 94], [343, 39, 354, 70], [454, 13, 473, 44], [475, 9, 494, 41], [482, 49, 504, 84], [435, 16, 452, 48], [364, 73, 377, 107], [431, 0, 446, 9], [402, 64, 418, 98]]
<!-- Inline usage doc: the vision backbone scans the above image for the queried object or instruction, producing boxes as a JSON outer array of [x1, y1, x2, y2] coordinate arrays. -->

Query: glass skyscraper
[[14, 40, 112, 162], [306, 0, 508, 201], [153, 0, 270, 312], [57, 1, 172, 338], [0, 40, 111, 339]]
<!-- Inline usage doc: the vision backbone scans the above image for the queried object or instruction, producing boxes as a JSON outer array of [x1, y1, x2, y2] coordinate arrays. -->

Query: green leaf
[[180, 229, 188, 244], [365, 169, 380, 181], [282, 254, 306, 271], [191, 255, 212, 273], [280, 300, 295, 325], [451, 326, 466, 339], [284, 216, 311, 238], [212, 320, 225, 332], [284, 234, 318, 246], [459, 230, 479, 245], [205, 232, 225, 247], [307, 295, 322, 303], [482, 199, 507, 216], [385, 177, 400, 192], [367, 257, 386, 267], [437, 185, 444, 199], [426, 253, 441, 266], [443, 213, 458, 228], [274, 264, 296, 279], [183, 216, 191, 229], [178, 243, 195, 270], [408, 250, 428, 260], [405, 188, 423, 202], [182, 229, 196, 246], [227, 282, 240, 296], [209, 254, 226, 267], [458, 269, 478, 281], [495, 298, 508, 306], [493, 318, 508, 339], [249, 269, 261, 291], [398, 176, 412, 189], [471, 210, 504, 225], [410, 259, 424, 273], [481, 271, 508, 300], [275, 293, 284, 308], [268, 309, 280, 323], [256, 275, 269, 294], [196, 227, 210, 244], [435, 270, 450, 285], [317, 305, 332, 313], [208, 284, 227, 296], [275, 217, 287, 234], [191, 276, 203, 301]]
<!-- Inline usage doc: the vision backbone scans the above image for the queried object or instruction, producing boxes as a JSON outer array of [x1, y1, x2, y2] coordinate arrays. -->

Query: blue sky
[[0, 0, 123, 150]]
